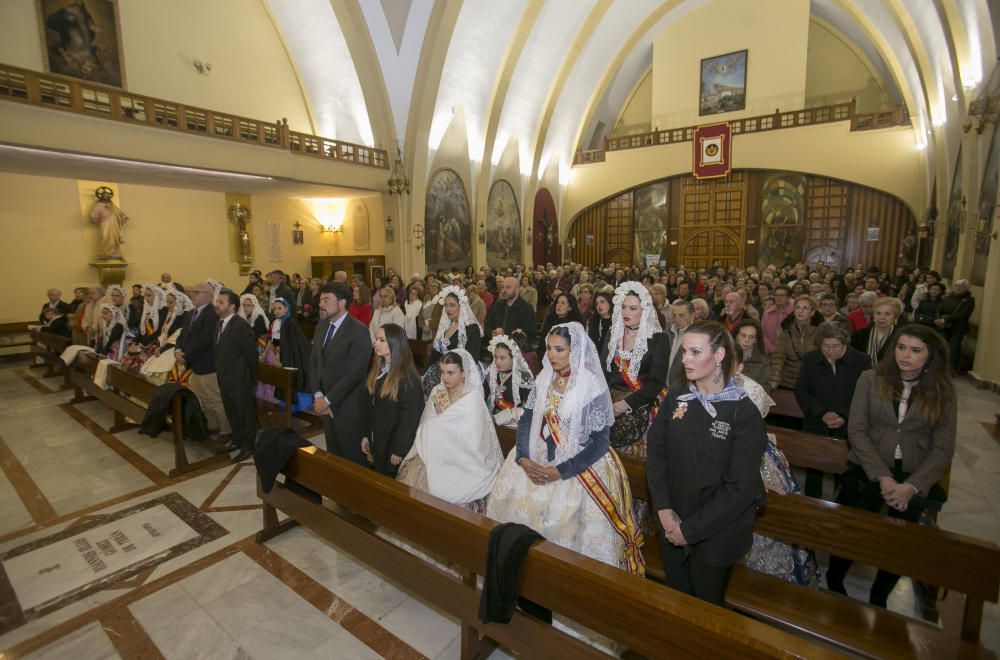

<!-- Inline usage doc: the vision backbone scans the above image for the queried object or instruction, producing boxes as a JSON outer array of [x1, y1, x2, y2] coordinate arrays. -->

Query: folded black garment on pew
[[139, 383, 210, 443], [479, 522, 551, 625], [254, 426, 321, 503]]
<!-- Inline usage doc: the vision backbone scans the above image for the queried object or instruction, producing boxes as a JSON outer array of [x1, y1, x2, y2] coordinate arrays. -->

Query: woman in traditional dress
[[120, 284, 166, 371], [362, 324, 423, 477], [239, 293, 269, 342], [487, 322, 645, 574], [95, 304, 131, 360], [140, 290, 194, 384], [646, 320, 767, 605], [483, 334, 534, 428], [256, 298, 313, 411], [422, 286, 482, 396], [398, 349, 502, 513], [600, 282, 668, 450]]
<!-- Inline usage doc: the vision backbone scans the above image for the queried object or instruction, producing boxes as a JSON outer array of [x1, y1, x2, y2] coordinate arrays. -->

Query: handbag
[[609, 389, 651, 448]]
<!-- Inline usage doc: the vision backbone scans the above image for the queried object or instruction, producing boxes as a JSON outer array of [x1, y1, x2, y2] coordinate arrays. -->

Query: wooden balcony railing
[[575, 99, 910, 165], [0, 62, 388, 170]]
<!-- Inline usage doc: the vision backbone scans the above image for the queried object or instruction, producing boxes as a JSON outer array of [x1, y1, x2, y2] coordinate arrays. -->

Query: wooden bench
[[499, 423, 993, 656], [29, 330, 71, 383], [255, 363, 323, 433], [616, 453, 998, 658], [68, 352, 230, 477], [257, 446, 836, 659], [408, 339, 429, 371], [767, 388, 804, 429], [0, 321, 33, 360]]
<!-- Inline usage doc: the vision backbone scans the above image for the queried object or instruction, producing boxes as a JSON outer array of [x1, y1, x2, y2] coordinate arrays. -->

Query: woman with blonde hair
[[369, 286, 405, 340], [770, 295, 820, 390], [851, 296, 903, 368]]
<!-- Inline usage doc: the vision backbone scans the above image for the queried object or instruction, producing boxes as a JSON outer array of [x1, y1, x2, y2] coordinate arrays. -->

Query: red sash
[[543, 407, 645, 575]]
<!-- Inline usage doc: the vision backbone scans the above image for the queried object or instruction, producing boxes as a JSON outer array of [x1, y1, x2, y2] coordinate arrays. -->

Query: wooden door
[[679, 172, 746, 268]]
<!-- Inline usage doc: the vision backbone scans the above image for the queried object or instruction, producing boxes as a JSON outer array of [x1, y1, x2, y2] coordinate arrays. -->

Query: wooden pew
[[258, 446, 836, 659], [254, 363, 323, 433], [499, 423, 994, 656], [409, 339, 429, 371], [29, 329, 71, 383], [767, 388, 804, 430], [0, 321, 33, 360], [616, 452, 999, 657], [68, 353, 230, 477]]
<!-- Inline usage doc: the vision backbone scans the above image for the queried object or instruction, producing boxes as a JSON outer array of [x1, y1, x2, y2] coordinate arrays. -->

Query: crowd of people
[[40, 257, 966, 607]]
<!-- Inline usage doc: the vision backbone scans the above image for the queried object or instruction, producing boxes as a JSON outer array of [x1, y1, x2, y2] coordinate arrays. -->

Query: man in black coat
[[176, 283, 227, 437], [794, 322, 871, 498], [934, 279, 975, 373], [39, 288, 71, 322], [485, 277, 537, 345], [308, 282, 372, 464], [267, 270, 298, 312], [213, 290, 259, 463]]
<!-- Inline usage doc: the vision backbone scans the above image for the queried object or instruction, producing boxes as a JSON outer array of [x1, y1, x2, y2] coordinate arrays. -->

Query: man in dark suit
[[308, 282, 372, 464], [213, 290, 258, 463], [39, 288, 71, 323], [484, 277, 537, 345], [176, 283, 228, 436]]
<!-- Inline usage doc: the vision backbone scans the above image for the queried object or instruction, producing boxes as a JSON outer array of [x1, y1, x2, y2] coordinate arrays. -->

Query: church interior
[[1, 0, 1000, 657]]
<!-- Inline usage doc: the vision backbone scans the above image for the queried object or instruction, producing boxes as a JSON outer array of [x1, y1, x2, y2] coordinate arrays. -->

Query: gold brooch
[[672, 402, 688, 420]]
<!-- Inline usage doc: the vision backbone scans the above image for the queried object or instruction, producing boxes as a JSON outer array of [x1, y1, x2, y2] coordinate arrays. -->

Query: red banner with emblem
[[692, 122, 732, 179]]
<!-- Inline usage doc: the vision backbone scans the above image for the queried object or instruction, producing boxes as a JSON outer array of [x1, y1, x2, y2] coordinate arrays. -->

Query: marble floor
[[0, 358, 998, 658]]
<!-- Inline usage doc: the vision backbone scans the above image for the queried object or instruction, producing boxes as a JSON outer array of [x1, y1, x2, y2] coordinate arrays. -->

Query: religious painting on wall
[[425, 168, 472, 272], [940, 146, 963, 280], [699, 49, 747, 116], [633, 181, 669, 264], [972, 125, 999, 285], [38, 0, 126, 88], [758, 172, 806, 268], [486, 180, 522, 269]]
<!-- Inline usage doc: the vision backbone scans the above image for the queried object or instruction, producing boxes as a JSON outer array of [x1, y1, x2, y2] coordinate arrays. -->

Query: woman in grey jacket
[[826, 324, 956, 607]]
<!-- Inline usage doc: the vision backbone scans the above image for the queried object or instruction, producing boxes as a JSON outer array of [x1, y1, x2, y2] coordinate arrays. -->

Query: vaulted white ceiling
[[263, 0, 996, 191]]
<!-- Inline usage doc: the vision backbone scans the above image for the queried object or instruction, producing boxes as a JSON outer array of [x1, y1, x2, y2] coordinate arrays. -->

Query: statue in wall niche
[[229, 202, 252, 265], [89, 186, 129, 260]]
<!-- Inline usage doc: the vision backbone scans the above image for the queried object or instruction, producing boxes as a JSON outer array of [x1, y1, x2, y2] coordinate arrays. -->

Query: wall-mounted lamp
[[320, 223, 343, 235], [746, 239, 756, 245], [478, 221, 486, 244]]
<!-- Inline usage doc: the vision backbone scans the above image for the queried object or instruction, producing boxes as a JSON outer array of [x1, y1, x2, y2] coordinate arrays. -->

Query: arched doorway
[[533, 188, 559, 265]]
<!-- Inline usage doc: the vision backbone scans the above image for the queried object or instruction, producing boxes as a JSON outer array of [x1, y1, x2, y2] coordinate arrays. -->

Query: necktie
[[216, 319, 224, 342], [323, 321, 335, 347]]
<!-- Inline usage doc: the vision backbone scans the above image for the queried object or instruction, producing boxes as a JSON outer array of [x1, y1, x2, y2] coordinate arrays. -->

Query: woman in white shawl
[[421, 285, 483, 397], [487, 322, 644, 575], [136, 284, 166, 345], [398, 348, 502, 513], [484, 334, 534, 428], [239, 293, 269, 347]]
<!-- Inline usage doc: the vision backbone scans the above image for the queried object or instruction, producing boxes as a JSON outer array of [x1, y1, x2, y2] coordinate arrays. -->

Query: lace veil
[[526, 322, 613, 465], [485, 334, 534, 406], [606, 281, 662, 380], [434, 285, 482, 349]]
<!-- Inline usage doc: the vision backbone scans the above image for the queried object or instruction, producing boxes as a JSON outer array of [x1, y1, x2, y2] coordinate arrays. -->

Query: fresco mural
[[486, 180, 521, 269], [633, 181, 669, 265], [758, 172, 807, 269], [425, 168, 472, 272], [941, 146, 963, 280], [972, 127, 999, 285]]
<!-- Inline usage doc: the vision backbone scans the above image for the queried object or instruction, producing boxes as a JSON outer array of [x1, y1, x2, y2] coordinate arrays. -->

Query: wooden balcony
[[575, 100, 911, 165], [0, 62, 387, 170]]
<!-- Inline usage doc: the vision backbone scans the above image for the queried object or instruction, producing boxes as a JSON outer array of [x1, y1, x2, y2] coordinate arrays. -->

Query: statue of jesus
[[89, 187, 129, 260]]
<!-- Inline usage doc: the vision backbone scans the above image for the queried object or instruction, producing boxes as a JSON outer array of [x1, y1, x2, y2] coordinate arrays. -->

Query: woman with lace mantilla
[[487, 322, 644, 574], [600, 282, 669, 449], [421, 285, 483, 397], [483, 333, 534, 428], [646, 320, 767, 605]]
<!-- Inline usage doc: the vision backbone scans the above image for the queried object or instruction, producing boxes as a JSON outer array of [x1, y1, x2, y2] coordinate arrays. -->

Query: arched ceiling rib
[[266, 0, 373, 145]]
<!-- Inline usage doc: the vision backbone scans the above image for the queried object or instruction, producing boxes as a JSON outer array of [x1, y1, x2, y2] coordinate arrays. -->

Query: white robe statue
[[89, 195, 129, 260]]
